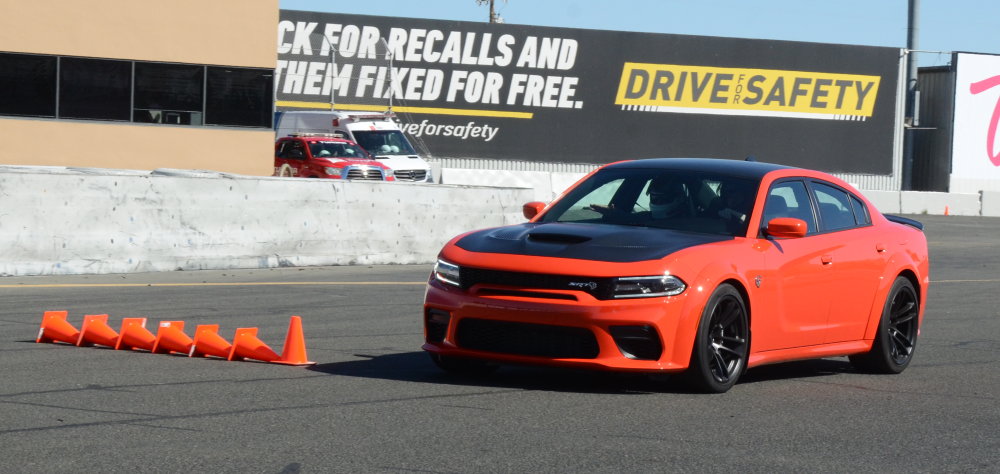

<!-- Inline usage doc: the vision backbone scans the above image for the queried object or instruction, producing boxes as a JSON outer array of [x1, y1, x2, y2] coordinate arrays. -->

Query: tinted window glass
[[278, 141, 305, 159], [205, 67, 273, 127], [764, 181, 816, 233], [134, 62, 204, 124], [850, 194, 871, 225], [540, 167, 758, 236], [351, 130, 417, 155], [813, 182, 856, 231], [0, 53, 56, 117], [2, 53, 270, 129], [309, 141, 368, 159], [59, 57, 131, 121]]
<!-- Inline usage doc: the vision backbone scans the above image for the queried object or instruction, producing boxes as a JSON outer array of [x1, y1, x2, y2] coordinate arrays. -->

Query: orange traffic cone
[[36, 310, 80, 344], [189, 324, 232, 358], [152, 321, 194, 355], [115, 317, 156, 351], [76, 314, 120, 348], [945, 205, 950, 216], [272, 316, 315, 366], [227, 327, 280, 362]]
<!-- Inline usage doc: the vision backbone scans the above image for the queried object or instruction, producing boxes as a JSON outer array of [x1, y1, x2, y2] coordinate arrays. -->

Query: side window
[[850, 195, 871, 226], [276, 141, 305, 159], [559, 178, 625, 222], [812, 182, 857, 231], [763, 181, 816, 233]]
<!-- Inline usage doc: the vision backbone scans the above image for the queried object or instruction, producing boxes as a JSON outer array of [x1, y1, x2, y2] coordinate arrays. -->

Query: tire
[[428, 353, 498, 376], [850, 277, 919, 374], [684, 284, 749, 393]]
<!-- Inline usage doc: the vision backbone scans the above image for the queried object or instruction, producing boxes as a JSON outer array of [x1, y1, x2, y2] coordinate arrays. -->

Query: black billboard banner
[[277, 10, 900, 174]]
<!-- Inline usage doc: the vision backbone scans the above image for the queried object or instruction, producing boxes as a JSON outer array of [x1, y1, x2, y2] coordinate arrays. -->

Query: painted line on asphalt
[[930, 279, 1000, 283], [0, 281, 427, 289]]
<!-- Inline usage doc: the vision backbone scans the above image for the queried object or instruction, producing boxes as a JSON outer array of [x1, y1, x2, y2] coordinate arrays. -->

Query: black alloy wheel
[[850, 277, 919, 373], [686, 284, 749, 393]]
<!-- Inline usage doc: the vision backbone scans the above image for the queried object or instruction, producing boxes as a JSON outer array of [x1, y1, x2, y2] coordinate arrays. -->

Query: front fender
[[666, 254, 757, 369]]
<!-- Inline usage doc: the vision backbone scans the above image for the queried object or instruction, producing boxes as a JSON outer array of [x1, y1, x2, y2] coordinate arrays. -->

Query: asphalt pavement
[[0, 214, 997, 473]]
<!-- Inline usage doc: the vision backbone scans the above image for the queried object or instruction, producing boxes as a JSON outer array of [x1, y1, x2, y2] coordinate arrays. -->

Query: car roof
[[604, 158, 795, 180], [280, 136, 353, 143]]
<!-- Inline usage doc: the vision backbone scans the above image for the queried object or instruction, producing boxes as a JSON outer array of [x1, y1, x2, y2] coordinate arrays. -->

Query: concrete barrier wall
[[900, 191, 981, 216], [441, 168, 587, 202], [0, 167, 532, 276], [859, 190, 901, 214], [3, 165, 994, 277], [979, 191, 1000, 217]]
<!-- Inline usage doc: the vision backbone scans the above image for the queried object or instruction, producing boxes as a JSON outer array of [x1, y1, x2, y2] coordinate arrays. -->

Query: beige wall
[[0, 118, 275, 176], [0, 0, 278, 67], [0, 0, 278, 175]]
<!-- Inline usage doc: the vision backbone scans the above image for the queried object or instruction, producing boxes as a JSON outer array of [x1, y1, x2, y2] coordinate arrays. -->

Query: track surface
[[1, 215, 998, 473]]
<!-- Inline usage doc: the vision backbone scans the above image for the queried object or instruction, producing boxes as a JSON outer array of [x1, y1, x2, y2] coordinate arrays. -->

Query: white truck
[[274, 111, 432, 182]]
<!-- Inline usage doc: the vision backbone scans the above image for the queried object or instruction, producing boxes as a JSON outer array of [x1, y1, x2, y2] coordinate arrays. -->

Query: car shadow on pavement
[[309, 351, 858, 394], [739, 358, 857, 384]]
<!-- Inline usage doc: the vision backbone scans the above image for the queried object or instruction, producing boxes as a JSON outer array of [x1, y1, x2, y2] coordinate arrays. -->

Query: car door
[[809, 181, 884, 343], [754, 179, 836, 351], [282, 140, 308, 176]]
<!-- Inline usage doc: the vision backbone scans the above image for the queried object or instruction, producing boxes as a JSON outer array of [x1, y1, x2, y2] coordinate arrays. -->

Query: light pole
[[902, 0, 920, 190]]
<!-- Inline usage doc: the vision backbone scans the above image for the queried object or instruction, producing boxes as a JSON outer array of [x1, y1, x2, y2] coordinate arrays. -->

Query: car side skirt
[[747, 340, 871, 368]]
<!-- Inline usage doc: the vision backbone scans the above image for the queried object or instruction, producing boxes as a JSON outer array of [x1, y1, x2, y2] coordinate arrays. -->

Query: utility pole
[[902, 0, 919, 190], [475, 0, 503, 23]]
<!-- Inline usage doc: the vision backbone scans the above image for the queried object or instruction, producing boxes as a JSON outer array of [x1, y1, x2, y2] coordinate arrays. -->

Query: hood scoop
[[459, 222, 733, 262], [527, 231, 592, 244]]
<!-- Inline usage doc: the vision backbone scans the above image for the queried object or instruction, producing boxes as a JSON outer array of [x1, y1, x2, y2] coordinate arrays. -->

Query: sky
[[279, 0, 1000, 67]]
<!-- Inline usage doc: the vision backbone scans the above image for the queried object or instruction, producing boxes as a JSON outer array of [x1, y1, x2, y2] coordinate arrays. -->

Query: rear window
[[812, 182, 857, 231]]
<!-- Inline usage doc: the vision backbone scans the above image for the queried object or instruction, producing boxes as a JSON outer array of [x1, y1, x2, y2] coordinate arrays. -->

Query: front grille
[[345, 166, 384, 180], [456, 318, 599, 359], [460, 267, 616, 300], [476, 288, 578, 301], [394, 169, 427, 181]]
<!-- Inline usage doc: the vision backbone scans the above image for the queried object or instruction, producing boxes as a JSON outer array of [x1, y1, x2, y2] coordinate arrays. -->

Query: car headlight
[[433, 259, 461, 287], [612, 274, 686, 298], [324, 167, 343, 177]]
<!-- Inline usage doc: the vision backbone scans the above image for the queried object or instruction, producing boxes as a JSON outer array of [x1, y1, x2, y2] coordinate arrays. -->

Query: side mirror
[[523, 201, 547, 220], [765, 217, 808, 238]]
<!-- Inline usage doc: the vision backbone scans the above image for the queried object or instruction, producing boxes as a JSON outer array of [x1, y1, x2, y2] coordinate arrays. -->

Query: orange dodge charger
[[423, 158, 929, 392]]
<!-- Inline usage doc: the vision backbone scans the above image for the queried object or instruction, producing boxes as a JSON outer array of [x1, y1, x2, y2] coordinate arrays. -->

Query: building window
[[0, 52, 57, 117], [59, 57, 132, 121], [134, 62, 205, 125], [206, 67, 273, 127], [0, 51, 272, 128]]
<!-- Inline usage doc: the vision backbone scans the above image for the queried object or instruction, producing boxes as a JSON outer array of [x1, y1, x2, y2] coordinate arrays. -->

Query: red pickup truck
[[274, 134, 395, 181]]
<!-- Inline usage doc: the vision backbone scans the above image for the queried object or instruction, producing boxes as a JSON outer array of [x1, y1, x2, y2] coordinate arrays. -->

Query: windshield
[[351, 130, 417, 155], [540, 167, 759, 236], [309, 141, 370, 159]]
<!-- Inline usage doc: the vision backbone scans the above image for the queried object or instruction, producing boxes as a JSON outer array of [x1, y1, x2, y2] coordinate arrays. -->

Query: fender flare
[[666, 263, 754, 369], [861, 251, 926, 341]]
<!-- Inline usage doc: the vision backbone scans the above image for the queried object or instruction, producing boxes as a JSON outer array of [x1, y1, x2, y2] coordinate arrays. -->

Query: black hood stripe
[[455, 222, 731, 263]]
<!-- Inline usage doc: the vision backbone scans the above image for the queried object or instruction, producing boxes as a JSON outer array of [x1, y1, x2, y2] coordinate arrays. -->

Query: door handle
[[821, 255, 833, 265], [876, 243, 887, 253]]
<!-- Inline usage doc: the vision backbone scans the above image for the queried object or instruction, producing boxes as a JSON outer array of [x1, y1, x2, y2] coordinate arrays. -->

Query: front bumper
[[422, 279, 696, 372]]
